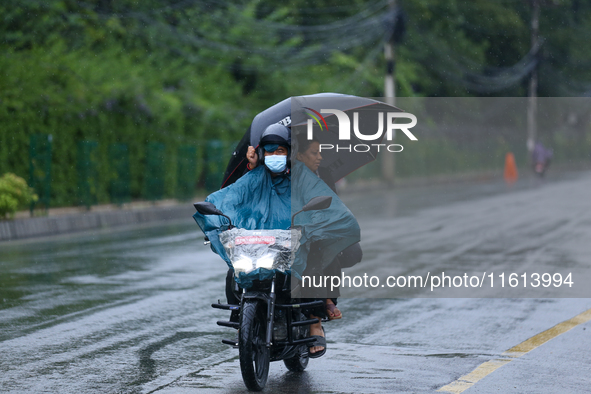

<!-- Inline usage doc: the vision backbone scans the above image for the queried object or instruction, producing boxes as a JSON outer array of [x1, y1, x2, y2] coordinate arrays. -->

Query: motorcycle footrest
[[275, 337, 317, 346], [276, 300, 324, 309], [217, 320, 239, 329], [211, 303, 240, 311], [222, 339, 238, 347], [291, 318, 322, 327]]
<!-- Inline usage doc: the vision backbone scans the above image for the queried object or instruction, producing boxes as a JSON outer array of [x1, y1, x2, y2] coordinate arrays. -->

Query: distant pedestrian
[[532, 142, 553, 177]]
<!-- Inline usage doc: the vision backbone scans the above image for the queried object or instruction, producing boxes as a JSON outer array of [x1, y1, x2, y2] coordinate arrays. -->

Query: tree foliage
[[1, 0, 591, 206]]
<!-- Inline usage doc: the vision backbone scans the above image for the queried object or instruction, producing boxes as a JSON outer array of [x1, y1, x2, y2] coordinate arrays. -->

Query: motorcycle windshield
[[219, 228, 302, 287]]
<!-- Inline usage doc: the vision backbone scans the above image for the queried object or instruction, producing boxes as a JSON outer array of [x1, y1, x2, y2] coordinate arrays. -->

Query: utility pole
[[382, 0, 396, 184], [527, 0, 540, 155]]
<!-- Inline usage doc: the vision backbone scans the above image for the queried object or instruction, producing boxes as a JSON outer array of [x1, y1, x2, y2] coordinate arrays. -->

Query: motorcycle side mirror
[[193, 201, 234, 228], [302, 196, 332, 212], [194, 201, 223, 216], [291, 196, 332, 227]]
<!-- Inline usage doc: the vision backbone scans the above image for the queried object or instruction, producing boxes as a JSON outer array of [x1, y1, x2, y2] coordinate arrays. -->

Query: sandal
[[308, 327, 326, 359], [326, 303, 342, 320]]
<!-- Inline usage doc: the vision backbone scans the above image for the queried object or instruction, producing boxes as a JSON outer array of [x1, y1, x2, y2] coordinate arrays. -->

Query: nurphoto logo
[[305, 108, 418, 153]]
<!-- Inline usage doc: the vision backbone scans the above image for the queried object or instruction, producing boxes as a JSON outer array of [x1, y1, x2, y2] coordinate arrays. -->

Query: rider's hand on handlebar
[[246, 146, 258, 170]]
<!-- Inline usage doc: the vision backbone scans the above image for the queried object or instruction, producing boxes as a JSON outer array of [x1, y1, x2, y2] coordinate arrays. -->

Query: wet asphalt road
[[1, 171, 591, 393]]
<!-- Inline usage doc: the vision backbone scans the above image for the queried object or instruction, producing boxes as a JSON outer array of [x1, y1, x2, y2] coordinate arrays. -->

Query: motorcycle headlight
[[255, 254, 274, 269], [233, 256, 253, 273]]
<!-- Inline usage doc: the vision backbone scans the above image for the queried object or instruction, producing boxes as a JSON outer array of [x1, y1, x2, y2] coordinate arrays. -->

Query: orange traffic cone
[[504, 152, 518, 185]]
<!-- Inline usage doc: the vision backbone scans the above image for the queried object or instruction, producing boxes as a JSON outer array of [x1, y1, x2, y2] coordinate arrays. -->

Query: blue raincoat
[[193, 161, 360, 286]]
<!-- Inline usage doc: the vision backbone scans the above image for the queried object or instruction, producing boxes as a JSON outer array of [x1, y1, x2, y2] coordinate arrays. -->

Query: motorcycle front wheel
[[239, 299, 270, 391]]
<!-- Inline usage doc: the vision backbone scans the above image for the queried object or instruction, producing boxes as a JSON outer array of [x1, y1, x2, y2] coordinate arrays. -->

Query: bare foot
[[326, 299, 342, 320], [309, 315, 325, 355]]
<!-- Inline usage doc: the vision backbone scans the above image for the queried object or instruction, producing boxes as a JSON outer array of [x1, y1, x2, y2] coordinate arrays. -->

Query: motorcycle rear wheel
[[239, 299, 270, 391], [283, 346, 309, 372], [283, 312, 309, 372]]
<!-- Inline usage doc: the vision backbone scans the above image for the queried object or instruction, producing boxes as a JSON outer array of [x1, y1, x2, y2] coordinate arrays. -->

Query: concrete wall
[[0, 205, 194, 242]]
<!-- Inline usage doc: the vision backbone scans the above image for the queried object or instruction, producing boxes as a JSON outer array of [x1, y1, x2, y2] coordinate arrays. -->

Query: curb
[[0, 204, 195, 242]]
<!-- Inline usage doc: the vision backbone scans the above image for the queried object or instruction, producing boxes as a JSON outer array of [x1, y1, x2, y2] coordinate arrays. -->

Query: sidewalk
[[0, 199, 200, 242], [3, 163, 587, 243]]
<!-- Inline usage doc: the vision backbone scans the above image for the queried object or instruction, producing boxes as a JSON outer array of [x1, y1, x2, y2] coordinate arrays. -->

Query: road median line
[[437, 307, 591, 393]]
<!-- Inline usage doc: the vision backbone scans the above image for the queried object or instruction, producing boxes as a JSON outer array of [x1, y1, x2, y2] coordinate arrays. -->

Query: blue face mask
[[264, 155, 287, 173]]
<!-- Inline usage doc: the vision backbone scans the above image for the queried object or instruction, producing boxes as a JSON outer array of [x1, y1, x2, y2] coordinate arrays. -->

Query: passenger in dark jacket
[[295, 134, 363, 320]]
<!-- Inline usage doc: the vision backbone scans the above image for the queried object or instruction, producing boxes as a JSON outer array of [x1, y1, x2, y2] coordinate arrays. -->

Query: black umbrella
[[221, 93, 401, 187]]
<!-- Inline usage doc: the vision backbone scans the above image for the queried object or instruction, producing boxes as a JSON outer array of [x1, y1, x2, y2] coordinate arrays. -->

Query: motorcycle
[[193, 196, 332, 391]]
